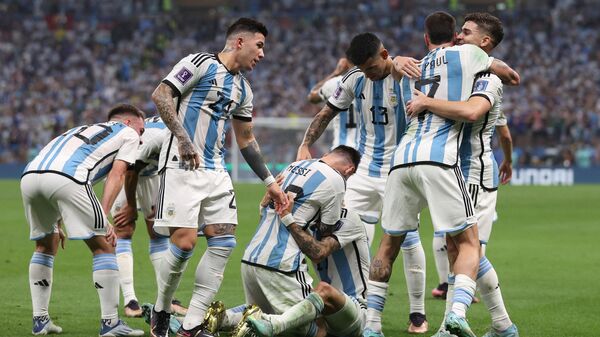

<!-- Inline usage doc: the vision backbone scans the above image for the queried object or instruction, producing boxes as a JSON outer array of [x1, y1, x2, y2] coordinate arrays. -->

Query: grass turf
[[1, 180, 599, 336]]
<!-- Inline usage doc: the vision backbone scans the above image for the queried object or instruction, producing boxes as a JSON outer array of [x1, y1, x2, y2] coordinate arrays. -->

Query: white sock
[[451, 274, 476, 318], [432, 234, 449, 284], [149, 238, 169, 285], [365, 280, 389, 332], [401, 232, 426, 315], [155, 244, 193, 313], [270, 292, 324, 334], [222, 304, 247, 330], [30, 252, 54, 317], [438, 274, 455, 330], [93, 254, 120, 325], [182, 235, 235, 330], [477, 256, 512, 332], [116, 239, 136, 304]]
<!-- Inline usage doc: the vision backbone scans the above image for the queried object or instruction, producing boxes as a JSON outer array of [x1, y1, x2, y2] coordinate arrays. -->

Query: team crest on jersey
[[175, 67, 193, 84], [474, 80, 489, 92], [389, 92, 398, 106], [166, 203, 176, 217]]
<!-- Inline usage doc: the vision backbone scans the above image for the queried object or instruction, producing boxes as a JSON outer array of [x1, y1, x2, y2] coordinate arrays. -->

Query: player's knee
[[203, 223, 236, 237], [115, 224, 135, 239]]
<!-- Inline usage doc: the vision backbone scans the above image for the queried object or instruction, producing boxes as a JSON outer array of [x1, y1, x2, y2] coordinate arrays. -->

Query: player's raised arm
[[276, 194, 341, 264], [151, 83, 200, 170], [297, 104, 338, 160], [391, 55, 422, 81], [307, 58, 352, 103], [489, 59, 520, 86], [232, 118, 287, 208]]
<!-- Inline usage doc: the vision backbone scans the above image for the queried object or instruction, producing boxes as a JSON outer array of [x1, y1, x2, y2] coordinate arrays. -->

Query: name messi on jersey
[[287, 165, 312, 177], [422, 55, 448, 72]]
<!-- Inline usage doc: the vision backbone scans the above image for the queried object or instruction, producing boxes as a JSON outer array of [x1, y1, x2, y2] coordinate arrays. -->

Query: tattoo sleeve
[[288, 224, 340, 263], [301, 105, 337, 146], [152, 83, 192, 144], [240, 140, 272, 180]]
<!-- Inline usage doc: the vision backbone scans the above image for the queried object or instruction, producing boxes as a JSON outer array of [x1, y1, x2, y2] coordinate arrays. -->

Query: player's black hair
[[345, 33, 382, 66], [226, 18, 268, 38], [425, 11, 456, 45], [331, 145, 361, 169], [107, 103, 145, 121], [464, 12, 504, 48]]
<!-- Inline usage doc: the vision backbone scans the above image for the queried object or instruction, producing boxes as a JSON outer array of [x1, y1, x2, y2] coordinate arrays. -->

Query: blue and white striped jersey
[[23, 121, 139, 184], [159, 53, 254, 171], [460, 72, 504, 190], [392, 44, 494, 168], [319, 75, 358, 149], [314, 208, 370, 302], [138, 117, 168, 177], [328, 68, 407, 177], [242, 159, 346, 273]]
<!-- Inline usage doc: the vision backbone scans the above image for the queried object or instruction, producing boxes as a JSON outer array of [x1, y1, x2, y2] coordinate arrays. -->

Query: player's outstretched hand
[[499, 160, 512, 185], [406, 89, 429, 118], [269, 183, 289, 213], [275, 193, 294, 218], [113, 203, 138, 227], [105, 224, 117, 247], [297, 144, 312, 161], [393, 56, 421, 79], [178, 138, 200, 170]]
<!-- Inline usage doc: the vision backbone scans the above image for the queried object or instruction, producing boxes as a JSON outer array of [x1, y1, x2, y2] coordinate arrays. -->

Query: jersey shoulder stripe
[[341, 68, 362, 83]]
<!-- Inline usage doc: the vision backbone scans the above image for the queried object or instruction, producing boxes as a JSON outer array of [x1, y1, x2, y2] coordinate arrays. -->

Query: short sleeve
[[470, 74, 503, 107], [319, 76, 342, 101], [332, 209, 365, 248], [496, 111, 507, 126], [327, 70, 359, 111], [114, 128, 140, 164], [231, 79, 254, 121], [163, 53, 215, 97]]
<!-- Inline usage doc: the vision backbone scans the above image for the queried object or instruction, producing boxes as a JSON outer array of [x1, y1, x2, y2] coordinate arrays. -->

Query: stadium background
[[1, 0, 599, 336]]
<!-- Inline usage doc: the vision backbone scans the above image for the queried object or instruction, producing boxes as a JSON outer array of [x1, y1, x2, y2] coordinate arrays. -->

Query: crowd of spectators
[[1, 0, 599, 168]]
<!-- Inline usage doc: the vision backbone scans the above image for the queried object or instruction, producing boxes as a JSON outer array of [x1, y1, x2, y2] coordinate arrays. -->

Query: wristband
[[263, 175, 276, 187], [281, 214, 295, 227]]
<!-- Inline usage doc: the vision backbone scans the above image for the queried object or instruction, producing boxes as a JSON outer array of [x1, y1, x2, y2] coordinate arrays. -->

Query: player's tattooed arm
[[297, 105, 337, 160], [151, 83, 199, 169], [489, 59, 520, 86], [288, 224, 341, 264], [232, 119, 273, 181]]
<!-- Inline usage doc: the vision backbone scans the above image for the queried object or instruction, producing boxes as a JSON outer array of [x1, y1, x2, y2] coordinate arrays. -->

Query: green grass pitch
[[1, 180, 599, 337]]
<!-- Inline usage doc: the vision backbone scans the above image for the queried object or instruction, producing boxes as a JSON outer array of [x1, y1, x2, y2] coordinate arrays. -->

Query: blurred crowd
[[1, 0, 599, 167]]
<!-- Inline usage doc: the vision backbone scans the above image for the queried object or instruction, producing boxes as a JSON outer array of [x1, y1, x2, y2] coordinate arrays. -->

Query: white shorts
[[154, 168, 237, 236], [241, 263, 314, 336], [382, 165, 476, 236], [21, 173, 108, 240], [111, 175, 160, 220], [468, 184, 497, 244], [324, 294, 366, 337], [344, 172, 385, 224]]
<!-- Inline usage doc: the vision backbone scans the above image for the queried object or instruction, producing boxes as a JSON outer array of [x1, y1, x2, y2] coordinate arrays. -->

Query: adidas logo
[[359, 93, 366, 99], [172, 155, 178, 161], [34, 279, 50, 286], [210, 79, 217, 86], [94, 282, 104, 289]]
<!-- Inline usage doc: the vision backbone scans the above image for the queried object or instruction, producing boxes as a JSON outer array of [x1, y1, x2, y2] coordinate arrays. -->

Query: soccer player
[[21, 104, 146, 336], [246, 203, 369, 337], [363, 12, 519, 337], [148, 18, 287, 337], [404, 13, 519, 337], [297, 33, 429, 333], [240, 146, 360, 337], [109, 116, 187, 317], [307, 57, 358, 149]]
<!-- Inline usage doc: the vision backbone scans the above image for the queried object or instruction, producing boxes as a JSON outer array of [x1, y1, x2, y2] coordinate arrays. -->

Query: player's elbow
[[307, 92, 322, 104]]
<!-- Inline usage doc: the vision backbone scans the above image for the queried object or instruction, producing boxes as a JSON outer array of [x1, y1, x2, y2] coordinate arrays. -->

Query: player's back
[[320, 75, 358, 149], [329, 68, 407, 177], [242, 159, 346, 273], [159, 53, 254, 171], [460, 72, 504, 190], [314, 208, 369, 302], [138, 116, 168, 177], [393, 44, 493, 168], [24, 121, 139, 184]]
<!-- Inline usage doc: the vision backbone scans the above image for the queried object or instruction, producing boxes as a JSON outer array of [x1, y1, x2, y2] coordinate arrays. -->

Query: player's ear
[[424, 33, 430, 48], [236, 36, 244, 49], [380, 48, 389, 60]]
